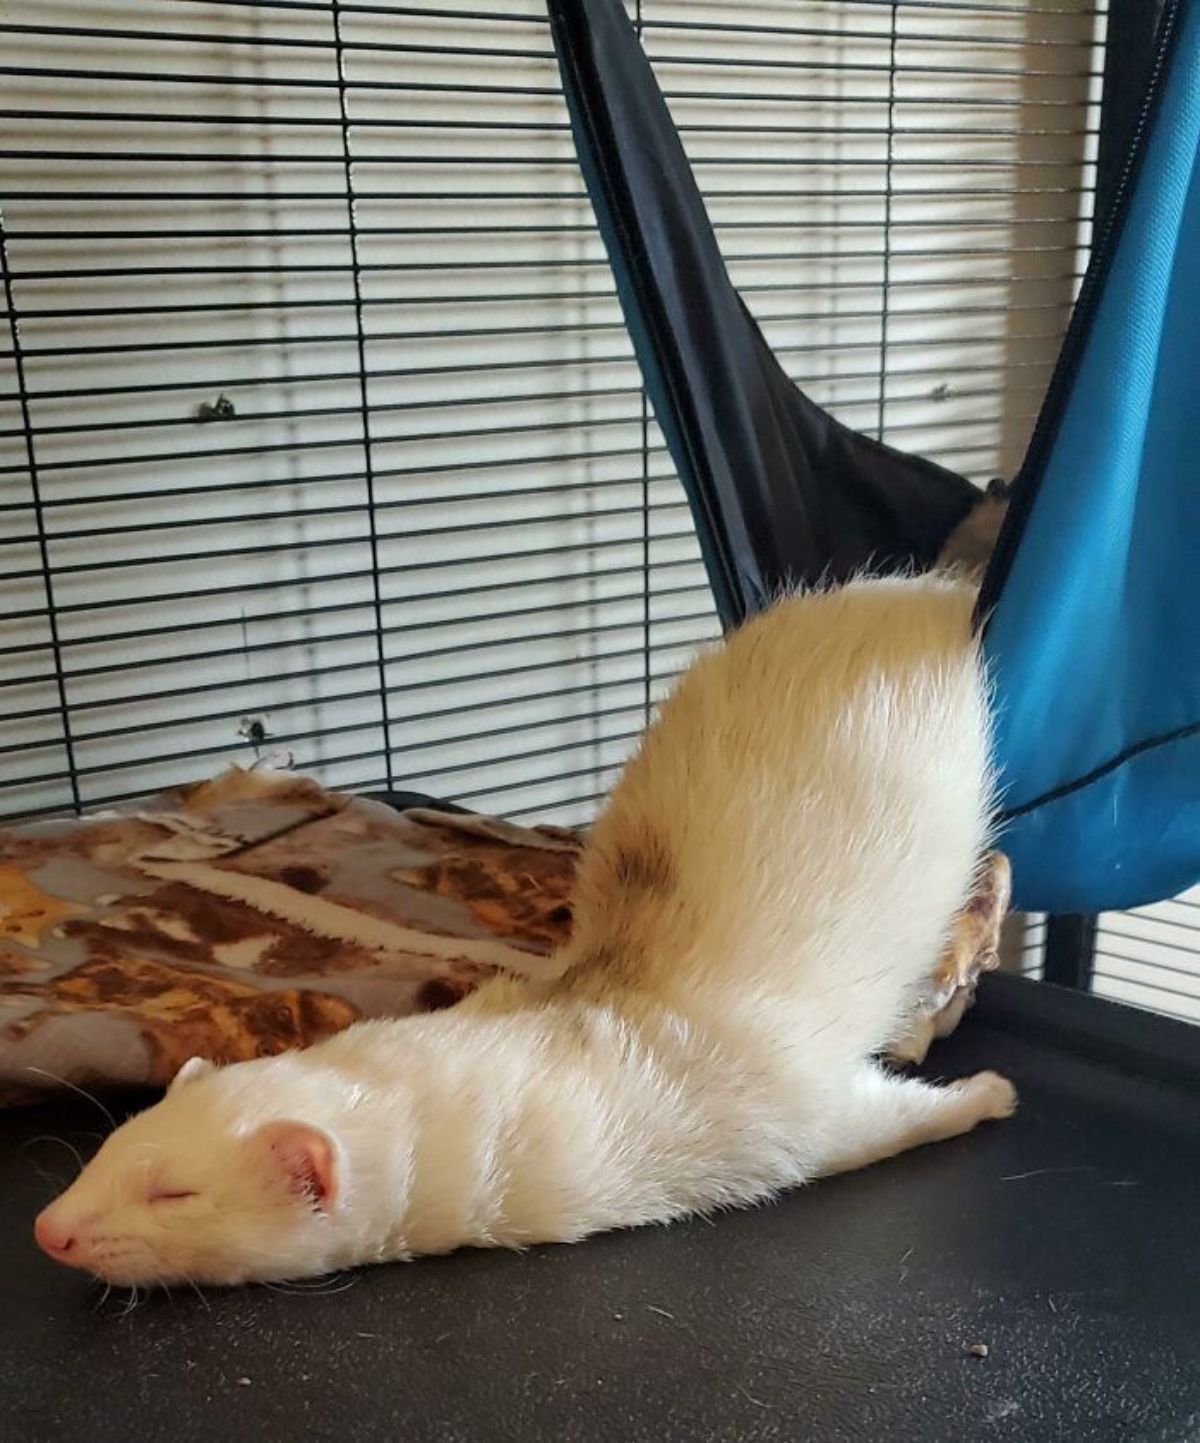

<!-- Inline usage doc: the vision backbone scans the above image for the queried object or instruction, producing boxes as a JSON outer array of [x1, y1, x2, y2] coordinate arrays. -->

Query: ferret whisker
[[26, 1158, 68, 1199], [93, 1283, 113, 1313], [118, 1285, 140, 1320], [23, 1068, 117, 1133], [301, 1275, 359, 1296], [186, 1278, 212, 1314], [261, 1273, 358, 1297], [25, 1133, 87, 1178]]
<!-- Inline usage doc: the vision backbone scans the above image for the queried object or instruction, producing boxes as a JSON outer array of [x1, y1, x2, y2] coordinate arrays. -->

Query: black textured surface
[[3, 978, 1199, 1443]]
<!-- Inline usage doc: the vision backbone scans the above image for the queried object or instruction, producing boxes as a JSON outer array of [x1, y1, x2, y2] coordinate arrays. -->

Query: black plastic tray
[[2, 973, 1198, 1443]]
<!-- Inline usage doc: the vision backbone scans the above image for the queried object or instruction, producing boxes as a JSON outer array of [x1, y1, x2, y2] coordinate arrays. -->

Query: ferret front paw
[[964, 1069, 1018, 1120]]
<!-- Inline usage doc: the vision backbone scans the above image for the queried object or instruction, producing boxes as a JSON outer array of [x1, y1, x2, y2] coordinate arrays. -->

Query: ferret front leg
[[886, 850, 1011, 1066], [812, 1064, 1016, 1179]]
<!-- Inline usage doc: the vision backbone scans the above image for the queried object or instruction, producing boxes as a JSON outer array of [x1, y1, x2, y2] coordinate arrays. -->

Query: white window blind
[[2, 0, 1103, 833], [1094, 891, 1200, 1025]]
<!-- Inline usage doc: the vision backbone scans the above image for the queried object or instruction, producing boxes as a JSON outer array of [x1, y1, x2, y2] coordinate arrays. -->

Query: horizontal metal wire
[[488, 785, 604, 822], [0, 445, 653, 514], [0, 767, 599, 827], [3, 377, 644, 443], [0, 296, 1077, 376], [12, 739, 634, 825], [0, 347, 1064, 449], [386, 695, 651, 762], [0, 398, 1040, 486], [0, 9, 1099, 50], [647, 17, 1091, 47], [0, 634, 779, 818], [1, 270, 1087, 333], [6, 551, 706, 637], [845, 1, 1101, 13], [3, 214, 1099, 247], [2, 418, 1031, 561], [5, 481, 692, 553], [0, 70, 1103, 114], [0, 290, 1076, 366], [161, 0, 1104, 20], [4, 507, 692, 608], [3, 148, 1092, 171], [505, 791, 604, 822], [1, 691, 663, 792], [4, 332, 1065, 414], [407, 726, 640, 787], [1, 571, 708, 669], [1, 108, 1099, 141], [0, 582, 711, 695], [0, 400, 1046, 492], [383, 650, 691, 734], [6, 239, 1089, 288], [0, 499, 688, 581], [0, 184, 1094, 216], [68, 708, 636, 796], [18, 681, 665, 788], [652, 48, 1101, 81], [0, 24, 1102, 78], [0, 469, 678, 541], [31, 714, 648, 793], [447, 755, 625, 807], [66, 627, 712, 745]]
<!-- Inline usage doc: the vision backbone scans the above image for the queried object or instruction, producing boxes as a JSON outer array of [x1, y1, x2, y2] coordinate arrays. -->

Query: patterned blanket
[[0, 769, 582, 1105]]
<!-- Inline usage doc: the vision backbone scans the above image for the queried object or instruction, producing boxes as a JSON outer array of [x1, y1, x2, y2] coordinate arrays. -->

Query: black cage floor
[[2, 974, 1198, 1443]]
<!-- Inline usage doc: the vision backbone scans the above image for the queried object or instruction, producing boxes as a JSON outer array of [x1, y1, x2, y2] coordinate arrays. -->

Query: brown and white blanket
[[0, 768, 583, 1105]]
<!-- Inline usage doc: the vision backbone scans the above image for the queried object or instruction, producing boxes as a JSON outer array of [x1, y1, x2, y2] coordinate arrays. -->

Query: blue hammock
[[547, 0, 1200, 915]]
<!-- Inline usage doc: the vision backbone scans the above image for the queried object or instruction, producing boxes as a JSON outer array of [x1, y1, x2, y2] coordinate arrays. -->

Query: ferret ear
[[256, 1120, 339, 1213], [170, 1056, 214, 1091]]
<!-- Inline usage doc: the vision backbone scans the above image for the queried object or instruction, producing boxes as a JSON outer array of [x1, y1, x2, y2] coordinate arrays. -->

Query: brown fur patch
[[556, 939, 643, 990], [611, 833, 674, 895]]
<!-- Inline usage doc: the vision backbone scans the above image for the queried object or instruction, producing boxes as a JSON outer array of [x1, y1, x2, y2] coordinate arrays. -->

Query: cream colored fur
[[35, 575, 1015, 1288]]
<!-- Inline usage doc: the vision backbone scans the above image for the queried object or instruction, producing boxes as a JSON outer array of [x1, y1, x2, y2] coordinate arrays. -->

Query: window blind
[[2, 0, 1103, 835], [1094, 891, 1200, 1025]]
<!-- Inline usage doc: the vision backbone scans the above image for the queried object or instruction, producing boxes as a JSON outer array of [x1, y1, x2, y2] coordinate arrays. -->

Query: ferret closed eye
[[35, 575, 1015, 1289]]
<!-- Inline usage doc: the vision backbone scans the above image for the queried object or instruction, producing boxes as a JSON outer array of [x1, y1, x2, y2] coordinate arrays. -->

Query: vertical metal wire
[[877, 3, 900, 442], [0, 208, 82, 814], [331, 0, 395, 789]]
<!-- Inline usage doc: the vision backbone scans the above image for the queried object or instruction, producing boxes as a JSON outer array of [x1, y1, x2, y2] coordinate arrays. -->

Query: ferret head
[[33, 1057, 348, 1287]]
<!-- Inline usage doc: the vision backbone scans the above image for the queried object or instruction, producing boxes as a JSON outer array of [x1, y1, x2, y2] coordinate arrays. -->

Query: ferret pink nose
[[35, 1208, 77, 1261]]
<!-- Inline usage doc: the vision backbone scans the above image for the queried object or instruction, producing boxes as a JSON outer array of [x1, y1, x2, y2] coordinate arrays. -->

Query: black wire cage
[[3, 0, 1198, 1016], [4, 11, 1200, 1442]]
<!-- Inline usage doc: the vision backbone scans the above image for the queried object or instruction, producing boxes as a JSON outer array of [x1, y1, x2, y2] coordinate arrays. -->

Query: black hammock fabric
[[544, 0, 980, 629]]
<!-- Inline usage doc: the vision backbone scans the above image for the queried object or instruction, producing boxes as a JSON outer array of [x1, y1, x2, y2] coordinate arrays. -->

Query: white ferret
[[35, 575, 1014, 1288]]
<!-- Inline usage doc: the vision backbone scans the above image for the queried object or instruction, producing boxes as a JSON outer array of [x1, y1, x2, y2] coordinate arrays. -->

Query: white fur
[[35, 576, 1014, 1287]]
